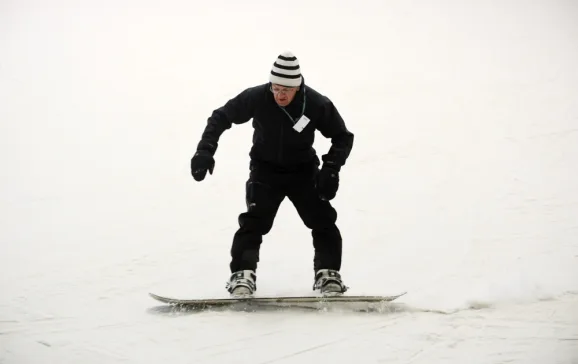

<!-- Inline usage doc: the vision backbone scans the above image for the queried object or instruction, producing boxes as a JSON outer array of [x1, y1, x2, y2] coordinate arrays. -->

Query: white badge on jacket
[[293, 115, 310, 133]]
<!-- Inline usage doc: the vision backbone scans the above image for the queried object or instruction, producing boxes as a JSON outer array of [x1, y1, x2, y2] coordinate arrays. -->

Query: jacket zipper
[[276, 88, 306, 164], [278, 124, 284, 163]]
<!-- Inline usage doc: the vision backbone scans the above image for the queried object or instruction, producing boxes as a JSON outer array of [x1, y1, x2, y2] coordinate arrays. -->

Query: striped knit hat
[[269, 51, 302, 87]]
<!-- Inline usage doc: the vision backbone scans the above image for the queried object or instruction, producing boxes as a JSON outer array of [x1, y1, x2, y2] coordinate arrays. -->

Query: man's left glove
[[190, 150, 215, 181], [316, 166, 339, 201]]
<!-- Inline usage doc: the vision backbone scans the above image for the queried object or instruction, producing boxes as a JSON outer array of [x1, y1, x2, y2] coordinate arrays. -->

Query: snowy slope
[[1, 0, 577, 363]]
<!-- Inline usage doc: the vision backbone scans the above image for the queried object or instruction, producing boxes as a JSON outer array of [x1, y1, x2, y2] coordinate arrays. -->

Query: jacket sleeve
[[316, 98, 354, 171], [196, 86, 259, 154]]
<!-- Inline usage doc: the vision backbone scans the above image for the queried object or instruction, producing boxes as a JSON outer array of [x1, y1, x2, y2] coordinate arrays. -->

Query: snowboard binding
[[313, 269, 348, 295]]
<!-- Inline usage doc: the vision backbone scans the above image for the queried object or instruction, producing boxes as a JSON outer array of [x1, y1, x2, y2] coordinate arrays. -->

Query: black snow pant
[[229, 159, 342, 274]]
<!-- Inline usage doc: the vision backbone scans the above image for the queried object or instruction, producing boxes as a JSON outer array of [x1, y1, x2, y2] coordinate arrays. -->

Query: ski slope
[[1, 0, 577, 363]]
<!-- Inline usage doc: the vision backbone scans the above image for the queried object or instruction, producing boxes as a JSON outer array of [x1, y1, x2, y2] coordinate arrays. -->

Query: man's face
[[271, 84, 299, 107]]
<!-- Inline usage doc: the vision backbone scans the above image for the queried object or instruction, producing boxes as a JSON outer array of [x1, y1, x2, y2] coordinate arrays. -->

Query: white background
[[1, 0, 577, 362]]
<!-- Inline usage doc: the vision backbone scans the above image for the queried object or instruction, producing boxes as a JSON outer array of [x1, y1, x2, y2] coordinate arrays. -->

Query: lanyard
[[279, 86, 307, 124]]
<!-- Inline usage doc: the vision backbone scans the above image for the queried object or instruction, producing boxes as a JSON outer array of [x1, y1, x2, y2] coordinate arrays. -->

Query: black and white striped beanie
[[269, 51, 302, 87]]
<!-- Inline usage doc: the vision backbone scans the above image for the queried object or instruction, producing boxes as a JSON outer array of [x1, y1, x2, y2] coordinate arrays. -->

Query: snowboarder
[[190, 51, 354, 297]]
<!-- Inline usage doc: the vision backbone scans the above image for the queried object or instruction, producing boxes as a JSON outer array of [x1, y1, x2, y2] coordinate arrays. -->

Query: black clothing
[[197, 81, 353, 171], [194, 80, 353, 274], [230, 160, 342, 273]]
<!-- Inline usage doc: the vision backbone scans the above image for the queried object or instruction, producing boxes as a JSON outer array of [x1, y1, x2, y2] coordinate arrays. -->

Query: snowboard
[[149, 291, 407, 310]]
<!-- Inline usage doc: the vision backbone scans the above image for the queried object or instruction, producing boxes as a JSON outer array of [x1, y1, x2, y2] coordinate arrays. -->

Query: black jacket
[[196, 80, 354, 172]]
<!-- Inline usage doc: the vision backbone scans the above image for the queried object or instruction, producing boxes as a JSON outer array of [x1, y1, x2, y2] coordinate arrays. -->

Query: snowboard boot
[[226, 270, 256, 297], [313, 269, 348, 296]]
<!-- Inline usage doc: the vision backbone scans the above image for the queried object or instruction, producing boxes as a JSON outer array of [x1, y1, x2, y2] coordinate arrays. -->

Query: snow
[[1, 0, 578, 363]]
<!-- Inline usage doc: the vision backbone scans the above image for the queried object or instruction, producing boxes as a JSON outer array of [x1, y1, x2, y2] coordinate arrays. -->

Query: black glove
[[316, 166, 339, 201], [190, 150, 215, 181]]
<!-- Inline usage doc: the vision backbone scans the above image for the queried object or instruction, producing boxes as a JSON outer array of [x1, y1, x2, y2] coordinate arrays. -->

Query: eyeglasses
[[270, 85, 298, 95]]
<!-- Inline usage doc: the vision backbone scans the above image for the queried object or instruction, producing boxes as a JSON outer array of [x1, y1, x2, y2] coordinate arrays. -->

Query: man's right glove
[[190, 150, 215, 181]]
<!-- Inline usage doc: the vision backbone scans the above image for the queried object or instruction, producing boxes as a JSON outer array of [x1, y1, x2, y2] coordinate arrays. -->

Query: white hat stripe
[[270, 74, 301, 87], [272, 66, 301, 76]]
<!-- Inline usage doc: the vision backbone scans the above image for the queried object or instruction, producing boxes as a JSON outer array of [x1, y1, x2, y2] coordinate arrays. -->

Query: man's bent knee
[[238, 212, 275, 236]]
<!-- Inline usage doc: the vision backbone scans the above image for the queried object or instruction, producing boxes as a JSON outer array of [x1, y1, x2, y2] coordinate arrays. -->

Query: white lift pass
[[293, 115, 310, 133]]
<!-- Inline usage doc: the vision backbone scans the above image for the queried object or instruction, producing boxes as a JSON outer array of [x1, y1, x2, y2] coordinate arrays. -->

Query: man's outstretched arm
[[196, 86, 259, 154], [191, 86, 259, 181]]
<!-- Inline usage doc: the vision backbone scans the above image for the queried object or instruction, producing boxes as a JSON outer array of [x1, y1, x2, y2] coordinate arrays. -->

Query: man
[[190, 51, 354, 297]]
